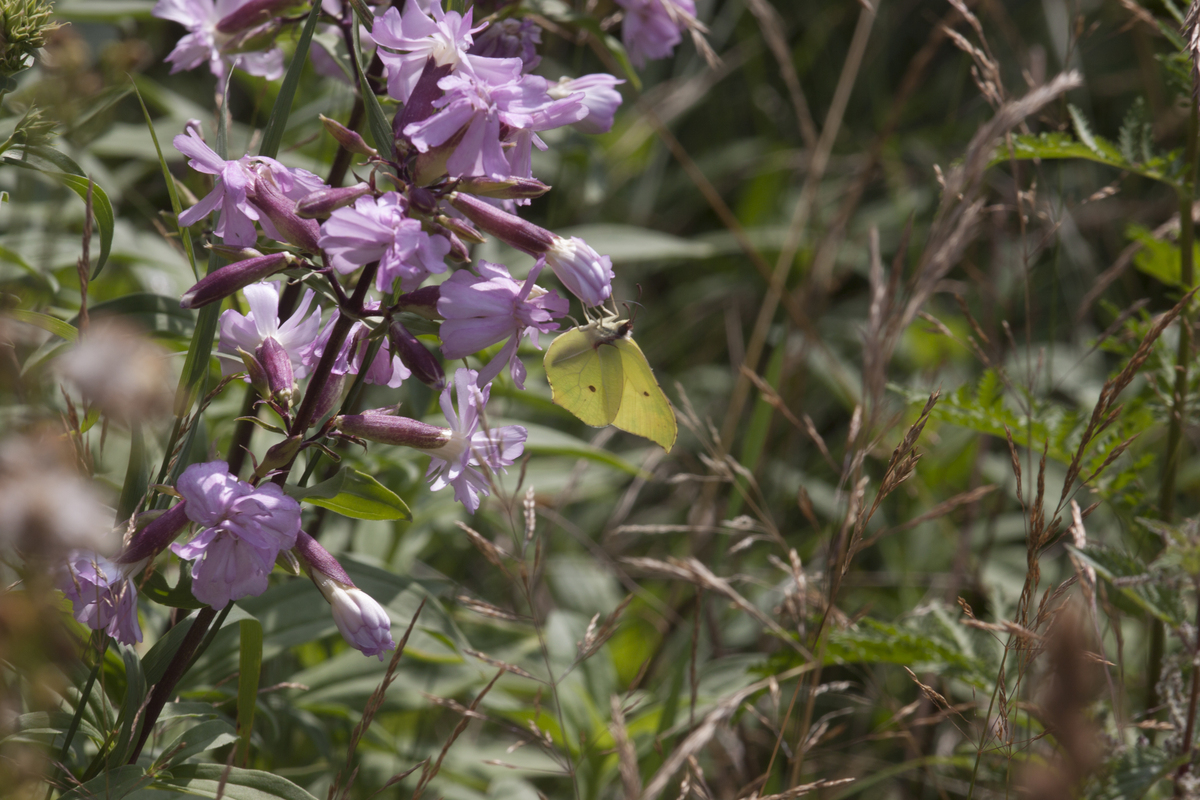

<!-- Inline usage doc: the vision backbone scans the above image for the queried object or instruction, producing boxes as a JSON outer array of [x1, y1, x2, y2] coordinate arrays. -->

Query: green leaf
[[1070, 545, 1187, 626], [258, 1, 323, 159], [1127, 223, 1198, 288], [825, 616, 988, 687], [151, 764, 320, 800], [61, 765, 150, 800], [155, 719, 239, 768], [132, 80, 198, 279], [108, 645, 148, 767], [1, 145, 115, 277], [288, 468, 411, 520], [990, 131, 1175, 186], [3, 309, 78, 342], [237, 620, 264, 765], [142, 613, 203, 686], [140, 570, 207, 613], [116, 424, 148, 523], [351, 12, 395, 159]]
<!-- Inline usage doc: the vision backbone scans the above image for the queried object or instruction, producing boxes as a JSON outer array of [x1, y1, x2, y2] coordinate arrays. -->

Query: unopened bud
[[389, 322, 445, 390], [320, 115, 377, 157], [117, 502, 190, 565], [395, 59, 453, 140], [257, 337, 295, 406], [181, 251, 295, 309], [455, 176, 550, 200], [251, 172, 322, 252], [447, 192, 555, 255], [311, 372, 346, 421], [395, 285, 442, 320], [334, 410, 452, 450], [295, 182, 373, 219], [436, 215, 485, 244], [216, 0, 294, 34], [238, 347, 271, 399], [256, 436, 303, 477]]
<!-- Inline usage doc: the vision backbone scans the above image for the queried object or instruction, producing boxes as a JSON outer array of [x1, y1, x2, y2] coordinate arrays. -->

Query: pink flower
[[317, 193, 450, 293], [371, 1, 488, 102], [549, 74, 625, 134], [615, 0, 696, 67], [418, 368, 526, 513], [438, 261, 568, 388], [218, 282, 322, 379], [404, 67, 585, 180], [174, 129, 318, 246], [171, 461, 301, 609], [58, 552, 143, 645], [153, 0, 285, 80]]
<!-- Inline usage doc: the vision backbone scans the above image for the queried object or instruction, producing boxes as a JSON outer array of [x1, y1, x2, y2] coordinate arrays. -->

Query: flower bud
[[389, 322, 445, 390], [116, 502, 190, 565], [181, 252, 295, 309], [224, 18, 282, 52], [251, 173, 322, 252], [238, 347, 272, 399], [543, 238, 614, 307], [395, 285, 442, 320], [295, 182, 373, 219], [295, 531, 395, 660], [216, 0, 294, 34], [334, 410, 452, 450], [447, 192, 555, 255], [435, 215, 485, 244], [455, 176, 551, 200], [394, 59, 454, 140], [311, 372, 346, 421], [257, 337, 295, 406], [320, 115, 377, 157], [255, 436, 303, 477]]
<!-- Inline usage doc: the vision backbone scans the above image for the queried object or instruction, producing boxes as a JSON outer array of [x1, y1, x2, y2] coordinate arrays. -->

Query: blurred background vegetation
[[8, 0, 1200, 797]]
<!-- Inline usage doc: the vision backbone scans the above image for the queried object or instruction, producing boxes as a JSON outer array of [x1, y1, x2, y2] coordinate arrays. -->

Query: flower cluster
[[59, 0, 699, 659]]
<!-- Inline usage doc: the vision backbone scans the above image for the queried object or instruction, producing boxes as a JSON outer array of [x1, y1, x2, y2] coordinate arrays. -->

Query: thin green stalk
[[46, 637, 105, 798], [1151, 83, 1200, 715]]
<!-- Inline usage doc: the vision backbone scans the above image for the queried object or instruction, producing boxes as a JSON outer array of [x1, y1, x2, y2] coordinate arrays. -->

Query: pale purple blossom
[[371, 2, 488, 103], [403, 67, 585, 179], [615, 0, 696, 67], [317, 193, 451, 293], [174, 129, 303, 246], [58, 552, 143, 645], [418, 368, 526, 513], [171, 461, 301, 610], [295, 531, 396, 659], [438, 261, 568, 388], [544, 239, 614, 307], [153, 0, 285, 80], [549, 74, 624, 134], [301, 308, 411, 389], [218, 281, 322, 378], [468, 17, 542, 72]]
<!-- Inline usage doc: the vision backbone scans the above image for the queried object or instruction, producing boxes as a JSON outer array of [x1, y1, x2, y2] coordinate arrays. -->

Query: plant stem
[[1151, 85, 1200, 715], [1174, 586, 1200, 795], [127, 607, 218, 764]]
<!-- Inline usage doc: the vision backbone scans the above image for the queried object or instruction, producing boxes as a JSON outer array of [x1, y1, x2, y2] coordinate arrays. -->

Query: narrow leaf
[[258, 1, 323, 159], [237, 618, 263, 766]]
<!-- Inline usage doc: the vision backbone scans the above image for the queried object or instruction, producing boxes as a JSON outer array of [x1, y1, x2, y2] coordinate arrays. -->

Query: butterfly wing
[[544, 325, 624, 426], [612, 337, 678, 451]]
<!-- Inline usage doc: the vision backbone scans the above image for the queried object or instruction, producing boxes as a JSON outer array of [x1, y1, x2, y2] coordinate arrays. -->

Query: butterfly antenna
[[623, 300, 645, 324]]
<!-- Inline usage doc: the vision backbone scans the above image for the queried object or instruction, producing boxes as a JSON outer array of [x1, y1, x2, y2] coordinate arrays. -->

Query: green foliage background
[[7, 0, 1200, 797]]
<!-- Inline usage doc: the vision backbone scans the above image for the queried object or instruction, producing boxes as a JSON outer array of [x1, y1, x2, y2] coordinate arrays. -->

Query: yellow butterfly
[[543, 314, 678, 451]]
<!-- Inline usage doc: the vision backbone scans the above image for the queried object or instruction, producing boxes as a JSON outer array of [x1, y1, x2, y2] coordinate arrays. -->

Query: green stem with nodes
[[1151, 83, 1200, 718]]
